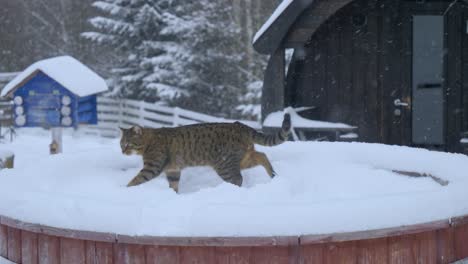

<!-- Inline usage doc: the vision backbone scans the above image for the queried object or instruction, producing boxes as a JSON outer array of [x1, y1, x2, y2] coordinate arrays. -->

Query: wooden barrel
[[0, 214, 467, 263]]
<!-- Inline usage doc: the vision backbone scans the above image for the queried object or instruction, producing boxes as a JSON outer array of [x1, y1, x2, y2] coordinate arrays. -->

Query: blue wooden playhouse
[[0, 56, 108, 128]]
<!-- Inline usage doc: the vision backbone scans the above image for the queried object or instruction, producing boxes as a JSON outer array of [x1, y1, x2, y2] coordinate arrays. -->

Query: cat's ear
[[119, 127, 126, 132], [132, 126, 142, 135]]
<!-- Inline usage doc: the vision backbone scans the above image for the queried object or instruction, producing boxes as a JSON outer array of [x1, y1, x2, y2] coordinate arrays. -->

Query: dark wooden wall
[[283, 0, 467, 151], [462, 8, 468, 147]]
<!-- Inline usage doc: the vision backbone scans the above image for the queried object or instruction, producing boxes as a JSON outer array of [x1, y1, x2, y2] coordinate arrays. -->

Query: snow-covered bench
[[263, 107, 358, 141]]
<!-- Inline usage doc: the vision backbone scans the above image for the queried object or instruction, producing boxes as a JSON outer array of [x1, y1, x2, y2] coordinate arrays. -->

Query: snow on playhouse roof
[[1, 56, 108, 98]]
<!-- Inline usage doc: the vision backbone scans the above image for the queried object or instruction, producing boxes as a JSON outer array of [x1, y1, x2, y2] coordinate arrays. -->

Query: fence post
[[139, 101, 145, 126], [173, 107, 180, 127]]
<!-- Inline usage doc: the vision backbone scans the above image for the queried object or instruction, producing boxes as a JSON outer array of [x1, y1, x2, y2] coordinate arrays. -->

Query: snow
[[1, 56, 108, 98], [340, 133, 359, 139], [461, 138, 468, 144], [0, 256, 15, 264], [264, 108, 354, 129], [0, 128, 468, 237], [0, 149, 13, 160], [253, 0, 294, 43]]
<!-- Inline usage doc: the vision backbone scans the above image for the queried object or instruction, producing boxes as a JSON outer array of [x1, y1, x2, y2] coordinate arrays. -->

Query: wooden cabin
[[254, 0, 468, 153]]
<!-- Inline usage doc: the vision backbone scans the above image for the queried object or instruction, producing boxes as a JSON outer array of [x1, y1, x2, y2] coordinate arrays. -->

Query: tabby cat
[[120, 113, 290, 193]]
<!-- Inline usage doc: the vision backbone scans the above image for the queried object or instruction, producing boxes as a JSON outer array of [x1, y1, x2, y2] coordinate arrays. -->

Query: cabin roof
[[253, 0, 353, 54], [1, 56, 108, 98]]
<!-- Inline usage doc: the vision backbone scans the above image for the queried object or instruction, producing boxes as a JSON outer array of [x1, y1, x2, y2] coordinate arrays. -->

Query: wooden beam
[[262, 49, 285, 121]]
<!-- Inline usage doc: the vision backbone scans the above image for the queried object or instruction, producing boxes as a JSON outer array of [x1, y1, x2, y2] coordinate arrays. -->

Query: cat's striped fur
[[120, 113, 290, 193]]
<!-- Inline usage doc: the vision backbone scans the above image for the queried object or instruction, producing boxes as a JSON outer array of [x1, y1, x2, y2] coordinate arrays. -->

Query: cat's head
[[120, 126, 144, 155]]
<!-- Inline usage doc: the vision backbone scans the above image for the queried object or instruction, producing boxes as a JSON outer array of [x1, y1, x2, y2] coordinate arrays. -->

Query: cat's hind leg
[[214, 158, 243, 187], [240, 151, 275, 177]]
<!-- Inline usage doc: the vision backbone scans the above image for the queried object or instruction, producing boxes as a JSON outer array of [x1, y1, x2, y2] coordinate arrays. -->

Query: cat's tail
[[252, 113, 291, 146]]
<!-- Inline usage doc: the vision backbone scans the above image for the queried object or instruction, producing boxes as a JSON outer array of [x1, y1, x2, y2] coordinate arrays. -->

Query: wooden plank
[[97, 97, 119, 104], [0, 224, 7, 257], [60, 238, 86, 263], [120, 115, 141, 126], [114, 243, 145, 264], [116, 234, 297, 247], [261, 49, 285, 120], [7, 227, 21, 263], [38, 234, 60, 264], [338, 4, 354, 124], [121, 100, 141, 109], [454, 224, 468, 260], [121, 106, 142, 118], [140, 101, 174, 115], [249, 246, 292, 264], [445, 3, 464, 152], [464, 7, 468, 135], [436, 228, 456, 264], [95, 242, 113, 264], [176, 108, 222, 123], [85, 241, 96, 264], [301, 219, 448, 244], [388, 234, 414, 264], [381, 0, 401, 144], [322, 241, 358, 264], [215, 247, 251, 264], [97, 112, 121, 121], [300, 244, 324, 263], [325, 17, 340, 125], [142, 111, 175, 124], [356, 238, 388, 264], [412, 231, 437, 264], [21, 230, 38, 264], [145, 246, 180, 264], [0, 215, 116, 243], [399, 3, 413, 146], [365, 2, 381, 142], [179, 246, 216, 264]]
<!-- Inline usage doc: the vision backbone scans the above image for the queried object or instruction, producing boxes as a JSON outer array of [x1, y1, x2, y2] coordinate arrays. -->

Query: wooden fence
[[81, 97, 261, 138], [0, 100, 13, 141]]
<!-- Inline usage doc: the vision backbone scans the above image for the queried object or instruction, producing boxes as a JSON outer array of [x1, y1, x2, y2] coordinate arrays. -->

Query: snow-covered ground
[[0, 256, 15, 264], [0, 128, 467, 237]]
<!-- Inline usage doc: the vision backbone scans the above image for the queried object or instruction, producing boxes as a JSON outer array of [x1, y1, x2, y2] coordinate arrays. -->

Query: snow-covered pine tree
[[82, 0, 188, 102], [237, 80, 263, 120], [171, 0, 246, 118]]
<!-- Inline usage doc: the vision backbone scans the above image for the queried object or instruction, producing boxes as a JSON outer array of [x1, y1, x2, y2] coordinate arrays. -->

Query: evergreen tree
[[173, 0, 245, 118], [83, 0, 265, 119], [82, 0, 188, 102]]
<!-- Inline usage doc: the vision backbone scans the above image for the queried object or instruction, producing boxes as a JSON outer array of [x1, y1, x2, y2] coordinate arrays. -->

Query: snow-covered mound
[[0, 129, 467, 237]]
